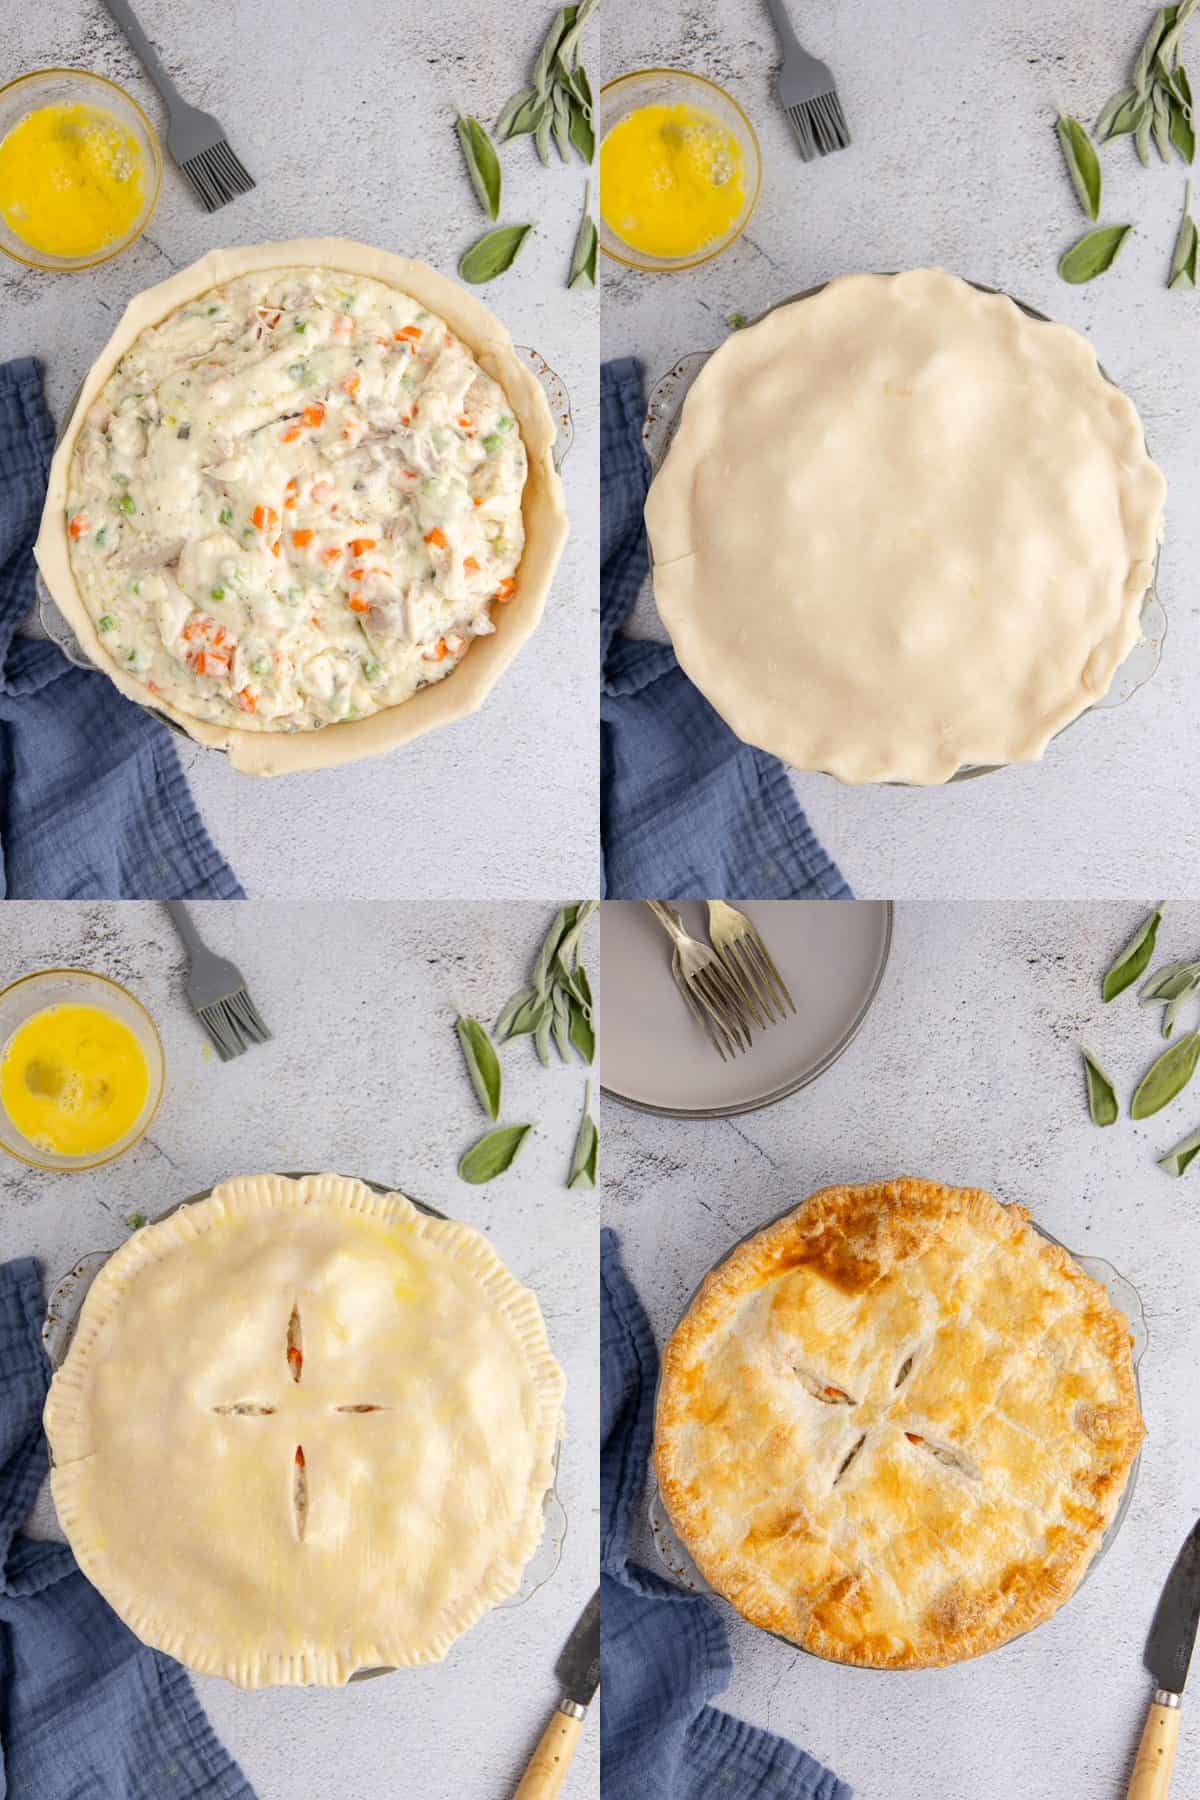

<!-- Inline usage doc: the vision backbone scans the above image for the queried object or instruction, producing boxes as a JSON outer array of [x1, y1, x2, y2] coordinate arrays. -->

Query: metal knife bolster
[[556, 1697, 588, 1720], [1154, 1689, 1183, 1709]]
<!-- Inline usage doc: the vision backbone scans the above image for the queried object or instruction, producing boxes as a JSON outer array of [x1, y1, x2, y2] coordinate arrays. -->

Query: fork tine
[[715, 943, 771, 1029], [743, 931, 797, 1016], [693, 966, 752, 1053], [728, 939, 780, 1026], [675, 963, 730, 1061]]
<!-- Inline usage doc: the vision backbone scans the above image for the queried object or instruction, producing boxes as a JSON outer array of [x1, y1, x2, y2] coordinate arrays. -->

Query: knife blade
[[1146, 1519, 1200, 1697], [555, 1587, 600, 1711], [1126, 1520, 1200, 1798], [513, 1590, 600, 1800]]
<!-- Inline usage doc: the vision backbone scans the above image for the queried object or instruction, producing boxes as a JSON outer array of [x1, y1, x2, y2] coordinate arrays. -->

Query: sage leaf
[[1057, 116, 1102, 219], [1164, 988, 1192, 1038], [1172, 79, 1196, 159], [1137, 104, 1155, 163], [534, 905, 575, 995], [1158, 0, 1199, 70], [552, 985, 573, 1061], [456, 1015, 502, 1120], [567, 1082, 598, 1189], [557, 900, 597, 972], [569, 996, 595, 1064], [501, 92, 550, 143], [1159, 1123, 1200, 1174], [508, 992, 551, 1039], [1103, 905, 1163, 1000], [457, 115, 502, 221], [1135, 9, 1170, 95], [577, 965, 593, 1013], [496, 86, 538, 141], [1139, 956, 1200, 1003], [534, 1003, 553, 1067], [1171, 182, 1198, 285], [535, 105, 554, 166], [557, 0, 598, 72], [552, 85, 573, 161], [1082, 1047, 1119, 1127], [533, 6, 570, 96], [495, 984, 537, 1041], [1096, 86, 1139, 139], [1131, 1029, 1200, 1117], [458, 224, 533, 285], [569, 95, 596, 163], [1058, 224, 1133, 283], [569, 197, 598, 290], [1154, 83, 1175, 157], [458, 1122, 532, 1183]]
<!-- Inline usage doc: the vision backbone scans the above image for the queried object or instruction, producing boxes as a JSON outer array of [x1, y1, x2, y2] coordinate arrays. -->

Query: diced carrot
[[310, 615, 322, 629], [302, 402, 325, 429], [291, 529, 315, 548], [473, 496, 483, 507], [284, 477, 299, 509], [395, 324, 422, 342], [332, 314, 355, 341], [423, 637, 448, 662], [281, 424, 304, 444], [271, 539, 281, 557], [458, 414, 476, 434], [348, 537, 376, 556], [494, 577, 517, 602], [68, 512, 91, 539], [319, 546, 342, 566], [348, 595, 371, 615], [424, 527, 448, 550], [347, 566, 366, 581], [235, 688, 257, 713], [146, 680, 160, 693], [340, 371, 361, 396], [252, 504, 278, 531], [463, 556, 480, 574]]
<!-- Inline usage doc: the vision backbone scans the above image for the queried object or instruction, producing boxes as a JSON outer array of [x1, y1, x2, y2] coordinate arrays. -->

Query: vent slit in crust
[[293, 1445, 308, 1542], [286, 1302, 303, 1382], [832, 1436, 867, 1485]]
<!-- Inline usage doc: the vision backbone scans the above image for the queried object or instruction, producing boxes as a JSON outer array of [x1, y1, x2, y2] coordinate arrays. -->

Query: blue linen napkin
[[600, 357, 851, 901], [601, 1228, 852, 1800], [0, 358, 243, 899], [0, 1256, 256, 1800]]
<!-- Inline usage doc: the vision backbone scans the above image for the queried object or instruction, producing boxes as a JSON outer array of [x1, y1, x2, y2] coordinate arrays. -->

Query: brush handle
[[762, 0, 803, 55], [1128, 1695, 1182, 1799], [101, 0, 187, 111], [164, 901, 208, 958]]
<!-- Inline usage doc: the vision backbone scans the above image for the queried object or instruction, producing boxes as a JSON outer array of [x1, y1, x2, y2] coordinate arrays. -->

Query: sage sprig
[[1171, 181, 1199, 286], [458, 224, 533, 284], [1082, 1047, 1119, 1126], [1158, 1123, 1200, 1174], [457, 115, 502, 221], [1130, 1029, 1200, 1118], [495, 1, 597, 165], [1058, 224, 1133, 284], [496, 901, 597, 1066], [1057, 116, 1103, 219], [456, 1015, 502, 1120], [458, 1122, 532, 1184], [1103, 905, 1163, 1000], [567, 1081, 598, 1188], [568, 189, 598, 290], [1140, 955, 1200, 1036], [1097, 0, 1199, 162]]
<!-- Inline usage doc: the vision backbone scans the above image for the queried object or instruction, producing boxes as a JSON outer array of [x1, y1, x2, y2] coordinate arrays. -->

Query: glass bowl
[[599, 68, 762, 273], [0, 68, 162, 272], [649, 1203, 1148, 1667], [0, 968, 164, 1171]]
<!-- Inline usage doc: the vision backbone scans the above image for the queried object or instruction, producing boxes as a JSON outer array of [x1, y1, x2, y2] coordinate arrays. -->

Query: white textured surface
[[597, 0, 1200, 896], [1, 0, 597, 898], [602, 899, 1200, 1800], [0, 901, 598, 1800]]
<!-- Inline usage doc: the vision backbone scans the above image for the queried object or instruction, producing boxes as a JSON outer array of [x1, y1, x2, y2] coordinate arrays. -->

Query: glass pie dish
[[43, 1172, 567, 1679], [641, 281, 1167, 784], [647, 1203, 1148, 1666], [34, 348, 574, 755]]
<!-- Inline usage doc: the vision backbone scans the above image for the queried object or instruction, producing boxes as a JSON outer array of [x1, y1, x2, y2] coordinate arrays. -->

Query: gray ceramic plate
[[647, 1205, 1148, 1667], [42, 1171, 566, 1680], [600, 900, 892, 1117]]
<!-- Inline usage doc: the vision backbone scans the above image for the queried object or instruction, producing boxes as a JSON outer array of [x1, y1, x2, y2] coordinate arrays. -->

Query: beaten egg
[[1, 1003, 150, 1158], [600, 102, 746, 259], [0, 102, 146, 260]]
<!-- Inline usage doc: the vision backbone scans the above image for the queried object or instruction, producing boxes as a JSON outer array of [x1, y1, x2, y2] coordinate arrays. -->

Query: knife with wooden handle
[[1128, 1521, 1200, 1799], [514, 1590, 599, 1800]]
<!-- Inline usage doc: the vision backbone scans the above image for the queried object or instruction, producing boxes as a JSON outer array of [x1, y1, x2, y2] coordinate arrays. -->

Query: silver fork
[[706, 901, 797, 1027], [165, 903, 271, 1062], [645, 902, 755, 1061], [102, 0, 256, 212], [763, 0, 850, 161]]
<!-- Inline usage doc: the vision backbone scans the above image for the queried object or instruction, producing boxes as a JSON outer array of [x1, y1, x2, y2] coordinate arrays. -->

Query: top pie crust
[[44, 1174, 566, 1687], [653, 1178, 1144, 1668], [644, 269, 1167, 785], [34, 240, 569, 776]]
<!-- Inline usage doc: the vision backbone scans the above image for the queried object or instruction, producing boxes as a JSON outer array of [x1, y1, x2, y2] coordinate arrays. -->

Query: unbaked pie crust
[[44, 1173, 566, 1687], [34, 240, 569, 776], [644, 269, 1167, 784], [653, 1178, 1144, 1668]]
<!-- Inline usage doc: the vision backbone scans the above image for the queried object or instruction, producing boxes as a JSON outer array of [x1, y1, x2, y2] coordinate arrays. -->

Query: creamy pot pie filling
[[64, 268, 527, 731]]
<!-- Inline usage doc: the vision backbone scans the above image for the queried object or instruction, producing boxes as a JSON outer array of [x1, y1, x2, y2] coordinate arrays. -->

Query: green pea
[[118, 493, 135, 515], [497, 416, 513, 433], [482, 433, 503, 454], [211, 586, 226, 601], [362, 658, 382, 681], [252, 656, 271, 676], [94, 527, 107, 546], [294, 320, 307, 333], [99, 615, 116, 633], [219, 507, 233, 526]]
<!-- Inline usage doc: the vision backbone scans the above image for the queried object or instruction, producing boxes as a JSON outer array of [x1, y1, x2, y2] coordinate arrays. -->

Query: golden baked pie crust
[[44, 1173, 566, 1687], [653, 1177, 1144, 1668], [34, 240, 569, 776]]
